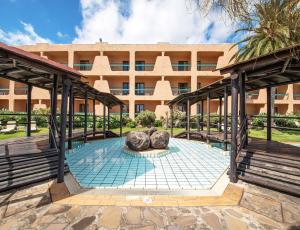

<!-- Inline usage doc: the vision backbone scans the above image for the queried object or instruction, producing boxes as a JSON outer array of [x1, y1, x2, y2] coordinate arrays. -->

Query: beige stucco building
[[0, 42, 299, 118]]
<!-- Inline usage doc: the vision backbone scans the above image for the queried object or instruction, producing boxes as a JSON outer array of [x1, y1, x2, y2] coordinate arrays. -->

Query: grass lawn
[[111, 127, 186, 136], [249, 128, 300, 143], [0, 127, 49, 140]]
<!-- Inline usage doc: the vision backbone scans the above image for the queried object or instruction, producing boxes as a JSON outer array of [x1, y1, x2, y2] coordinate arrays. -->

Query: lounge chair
[[25, 121, 38, 132], [0, 121, 17, 133]]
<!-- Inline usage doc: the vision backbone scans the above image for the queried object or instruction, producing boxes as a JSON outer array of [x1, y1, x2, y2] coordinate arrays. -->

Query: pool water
[[66, 138, 230, 190]]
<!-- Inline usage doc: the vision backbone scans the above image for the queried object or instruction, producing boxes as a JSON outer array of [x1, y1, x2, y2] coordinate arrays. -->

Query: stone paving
[[0, 180, 300, 230]]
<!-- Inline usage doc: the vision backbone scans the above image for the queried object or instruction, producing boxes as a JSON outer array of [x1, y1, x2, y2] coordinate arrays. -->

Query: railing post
[[84, 92, 88, 143], [58, 77, 71, 183], [239, 72, 246, 148], [187, 99, 190, 140], [230, 75, 239, 183], [267, 86, 272, 141], [103, 105, 106, 138], [200, 100, 204, 131], [107, 107, 110, 130], [224, 86, 228, 149], [68, 85, 74, 149], [170, 105, 174, 137], [26, 84, 32, 137], [218, 96, 222, 132], [207, 92, 210, 143], [93, 99, 96, 137], [50, 75, 58, 148], [120, 104, 123, 136]]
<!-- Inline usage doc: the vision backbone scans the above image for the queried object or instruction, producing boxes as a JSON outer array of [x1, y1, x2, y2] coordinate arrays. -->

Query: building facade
[[0, 42, 299, 118]]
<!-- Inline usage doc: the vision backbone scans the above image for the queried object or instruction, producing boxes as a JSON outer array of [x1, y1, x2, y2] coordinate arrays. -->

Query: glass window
[[135, 61, 145, 71], [135, 104, 144, 113], [178, 61, 188, 71], [197, 61, 201, 71], [123, 61, 129, 71], [178, 83, 188, 94], [79, 60, 90, 71], [122, 82, 129, 95], [135, 82, 145, 95]]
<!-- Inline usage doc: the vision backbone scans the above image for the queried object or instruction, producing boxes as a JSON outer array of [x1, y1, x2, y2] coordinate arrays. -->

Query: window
[[122, 82, 129, 95], [135, 82, 145, 95], [274, 106, 279, 114], [178, 61, 188, 71], [178, 83, 188, 94], [79, 103, 88, 113], [123, 61, 129, 71], [135, 104, 144, 113], [197, 61, 201, 71], [135, 61, 145, 71], [79, 60, 90, 71]]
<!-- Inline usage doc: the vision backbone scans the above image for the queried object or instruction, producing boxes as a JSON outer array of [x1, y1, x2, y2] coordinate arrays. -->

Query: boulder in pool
[[150, 131, 170, 149], [126, 131, 150, 151]]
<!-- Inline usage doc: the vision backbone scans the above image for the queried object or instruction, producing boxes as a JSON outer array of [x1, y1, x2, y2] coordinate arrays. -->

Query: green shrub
[[251, 117, 264, 129], [274, 115, 297, 128], [154, 120, 162, 127], [127, 120, 137, 128], [135, 110, 156, 127]]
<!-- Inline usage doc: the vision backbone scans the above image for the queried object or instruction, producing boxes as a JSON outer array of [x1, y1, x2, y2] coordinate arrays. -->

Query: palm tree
[[231, 0, 300, 61]]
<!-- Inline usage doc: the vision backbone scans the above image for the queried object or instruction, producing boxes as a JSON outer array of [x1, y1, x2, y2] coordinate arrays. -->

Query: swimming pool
[[66, 137, 229, 190]]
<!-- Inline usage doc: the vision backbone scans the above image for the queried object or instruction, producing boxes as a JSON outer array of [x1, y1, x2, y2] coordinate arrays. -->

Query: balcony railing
[[197, 63, 217, 71], [0, 88, 9, 95], [135, 87, 155, 96], [135, 64, 155, 71], [171, 87, 191, 96], [274, 93, 289, 100], [14, 87, 27, 95], [246, 92, 259, 101], [171, 63, 191, 71], [293, 93, 300, 100], [110, 63, 129, 71], [110, 88, 129, 96], [73, 63, 93, 71]]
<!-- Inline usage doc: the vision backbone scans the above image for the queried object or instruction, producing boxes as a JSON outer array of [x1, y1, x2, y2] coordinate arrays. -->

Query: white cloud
[[73, 0, 237, 44], [57, 31, 68, 38], [0, 21, 51, 45]]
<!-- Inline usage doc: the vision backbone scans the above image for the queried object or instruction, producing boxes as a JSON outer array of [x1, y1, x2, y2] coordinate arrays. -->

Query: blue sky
[[0, 0, 238, 45]]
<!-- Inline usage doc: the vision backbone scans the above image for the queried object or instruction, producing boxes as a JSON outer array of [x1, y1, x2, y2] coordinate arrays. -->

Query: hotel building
[[0, 42, 299, 118]]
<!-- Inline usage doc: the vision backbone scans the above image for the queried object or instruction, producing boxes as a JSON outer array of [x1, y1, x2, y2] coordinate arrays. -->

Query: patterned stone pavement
[[0, 180, 299, 230]]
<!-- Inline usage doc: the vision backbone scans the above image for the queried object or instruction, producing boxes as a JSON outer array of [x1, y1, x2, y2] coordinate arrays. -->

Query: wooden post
[[218, 97, 222, 132], [230, 76, 239, 183], [187, 99, 190, 140], [207, 92, 210, 141], [196, 103, 200, 132], [267, 86, 272, 141], [58, 78, 70, 183], [120, 105, 123, 136], [107, 107, 110, 130], [50, 75, 58, 148], [239, 73, 246, 147], [200, 100, 204, 131], [93, 99, 96, 137], [103, 105, 106, 138], [84, 92, 88, 143], [26, 84, 32, 137], [68, 86, 73, 149], [170, 105, 174, 137], [224, 86, 228, 143]]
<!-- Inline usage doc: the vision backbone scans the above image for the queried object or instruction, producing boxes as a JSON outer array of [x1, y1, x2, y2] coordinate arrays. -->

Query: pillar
[[267, 86, 272, 141], [120, 104, 123, 136], [93, 99, 96, 137], [50, 75, 58, 148], [207, 92, 210, 138], [103, 105, 106, 138], [187, 99, 190, 140], [84, 92, 88, 143], [68, 86, 74, 149], [239, 73, 246, 147], [107, 107, 110, 130], [218, 97, 222, 132], [26, 85, 32, 137], [224, 86, 228, 142], [170, 105, 174, 137], [200, 100, 204, 131]]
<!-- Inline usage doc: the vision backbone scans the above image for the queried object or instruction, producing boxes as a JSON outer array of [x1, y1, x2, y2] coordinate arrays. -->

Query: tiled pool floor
[[66, 138, 229, 190]]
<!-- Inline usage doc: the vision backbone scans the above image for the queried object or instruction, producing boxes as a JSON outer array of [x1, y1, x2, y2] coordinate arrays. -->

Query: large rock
[[150, 131, 170, 149], [126, 131, 150, 151]]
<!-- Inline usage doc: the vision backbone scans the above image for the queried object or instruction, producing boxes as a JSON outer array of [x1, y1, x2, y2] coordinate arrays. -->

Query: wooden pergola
[[0, 43, 124, 185], [168, 44, 300, 195]]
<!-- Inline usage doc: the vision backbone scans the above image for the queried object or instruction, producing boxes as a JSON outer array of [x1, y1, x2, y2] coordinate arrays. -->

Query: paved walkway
[[0, 180, 300, 229]]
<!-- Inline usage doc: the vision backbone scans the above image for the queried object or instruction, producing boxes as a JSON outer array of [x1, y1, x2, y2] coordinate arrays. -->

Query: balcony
[[246, 92, 259, 102], [135, 87, 155, 96], [171, 87, 191, 96], [110, 88, 129, 96], [14, 87, 28, 95], [0, 88, 9, 95], [171, 63, 191, 71], [135, 63, 155, 71], [274, 93, 289, 100], [110, 63, 129, 71], [197, 63, 217, 71], [73, 63, 93, 71], [293, 93, 300, 100]]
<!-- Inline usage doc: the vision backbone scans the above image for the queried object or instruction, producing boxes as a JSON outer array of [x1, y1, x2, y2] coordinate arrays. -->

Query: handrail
[[236, 116, 248, 161], [48, 114, 59, 152]]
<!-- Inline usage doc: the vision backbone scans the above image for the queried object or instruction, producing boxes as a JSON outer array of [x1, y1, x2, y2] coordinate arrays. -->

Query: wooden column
[[170, 105, 174, 137], [218, 97, 222, 132], [26, 84, 32, 137], [107, 107, 110, 130], [58, 78, 70, 183], [50, 75, 58, 148], [103, 105, 106, 138], [230, 76, 239, 183], [93, 99, 96, 137], [239, 73, 246, 147], [187, 99, 190, 140], [196, 103, 200, 132], [200, 100, 204, 131], [224, 86, 228, 142], [267, 86, 272, 141], [207, 92, 210, 140], [84, 92, 88, 143], [68, 86, 74, 149], [119, 105, 123, 136]]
